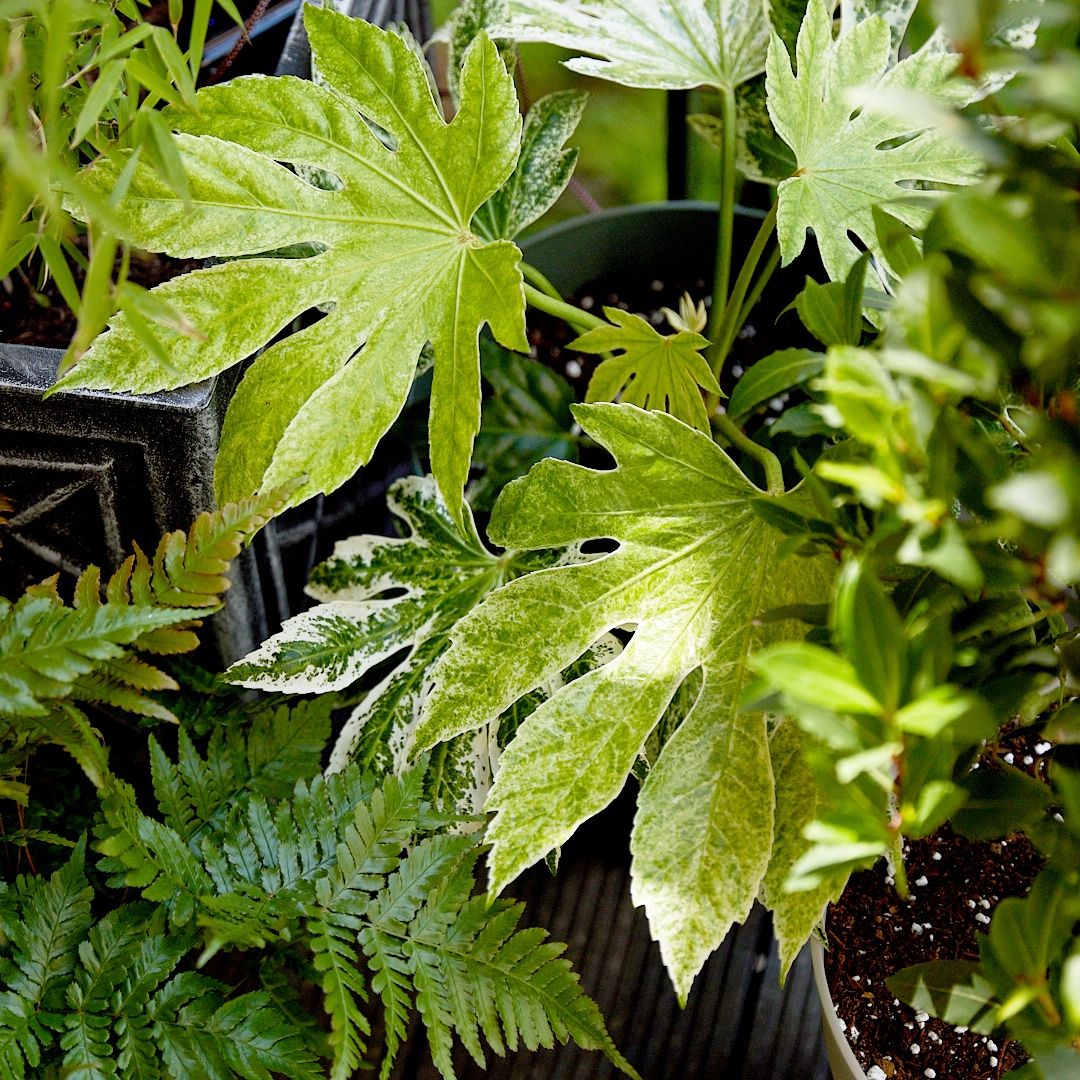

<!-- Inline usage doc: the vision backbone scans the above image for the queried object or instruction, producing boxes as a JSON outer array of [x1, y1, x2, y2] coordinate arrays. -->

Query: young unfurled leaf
[[501, 0, 769, 91], [767, 0, 980, 284], [414, 403, 833, 1000], [56, 8, 526, 527], [474, 90, 587, 241], [578, 308, 720, 432], [228, 476, 562, 814]]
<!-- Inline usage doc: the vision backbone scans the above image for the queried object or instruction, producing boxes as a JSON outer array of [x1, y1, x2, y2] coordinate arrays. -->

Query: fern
[[0, 487, 291, 803], [0, 844, 323, 1080], [98, 740, 639, 1080]]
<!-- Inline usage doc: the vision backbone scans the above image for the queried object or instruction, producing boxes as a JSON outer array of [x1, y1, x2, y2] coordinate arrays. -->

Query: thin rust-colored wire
[[208, 0, 272, 83]]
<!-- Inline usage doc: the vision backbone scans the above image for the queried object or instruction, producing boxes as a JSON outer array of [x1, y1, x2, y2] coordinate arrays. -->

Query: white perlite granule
[[867, 1068, 887, 1080]]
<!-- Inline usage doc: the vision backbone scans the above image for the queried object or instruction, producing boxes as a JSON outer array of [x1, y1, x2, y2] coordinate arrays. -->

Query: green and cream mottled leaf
[[759, 718, 846, 981], [57, 8, 526, 526], [444, 0, 517, 104], [498, 0, 769, 91], [474, 90, 587, 241], [768, 0, 981, 284], [414, 403, 833, 998], [227, 475, 561, 815], [840, 0, 919, 55], [578, 307, 720, 432]]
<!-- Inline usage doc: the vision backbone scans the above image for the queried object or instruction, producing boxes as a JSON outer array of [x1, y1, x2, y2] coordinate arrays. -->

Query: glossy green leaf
[[951, 765, 1052, 841], [501, 0, 770, 90], [727, 348, 823, 421], [767, 0, 980, 283], [415, 403, 833, 1000], [887, 960, 999, 1031], [578, 307, 720, 432], [57, 8, 526, 526], [751, 642, 883, 714], [832, 559, 903, 711]]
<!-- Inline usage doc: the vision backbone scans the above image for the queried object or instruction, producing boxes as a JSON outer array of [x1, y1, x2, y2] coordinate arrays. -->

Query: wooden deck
[[396, 793, 832, 1080]]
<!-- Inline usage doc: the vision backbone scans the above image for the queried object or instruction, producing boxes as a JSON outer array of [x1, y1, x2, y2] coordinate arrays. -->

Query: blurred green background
[[429, 0, 724, 221]]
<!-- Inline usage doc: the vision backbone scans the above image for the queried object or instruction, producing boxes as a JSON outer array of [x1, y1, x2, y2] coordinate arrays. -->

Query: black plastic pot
[[0, 0, 433, 665]]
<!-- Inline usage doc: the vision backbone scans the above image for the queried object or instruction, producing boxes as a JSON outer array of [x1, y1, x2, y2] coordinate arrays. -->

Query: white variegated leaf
[[413, 403, 834, 999], [227, 475, 566, 815], [768, 0, 982, 284], [474, 90, 587, 241], [497, 0, 770, 91]]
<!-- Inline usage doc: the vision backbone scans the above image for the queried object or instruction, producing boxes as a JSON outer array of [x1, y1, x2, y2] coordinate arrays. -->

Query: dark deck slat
[[397, 793, 831, 1080]]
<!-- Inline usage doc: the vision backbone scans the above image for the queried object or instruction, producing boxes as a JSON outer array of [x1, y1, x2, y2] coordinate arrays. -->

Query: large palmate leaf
[[577, 308, 721, 432], [500, 0, 770, 90], [767, 0, 980, 283], [413, 403, 833, 999], [55, 7, 526, 527], [227, 476, 561, 813]]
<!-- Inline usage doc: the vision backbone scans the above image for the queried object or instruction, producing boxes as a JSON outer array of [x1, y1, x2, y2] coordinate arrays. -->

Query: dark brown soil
[[0, 249, 199, 349], [823, 734, 1054, 1080]]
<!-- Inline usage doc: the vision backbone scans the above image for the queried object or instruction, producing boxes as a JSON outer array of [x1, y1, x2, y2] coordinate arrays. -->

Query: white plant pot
[[812, 938, 868, 1080]]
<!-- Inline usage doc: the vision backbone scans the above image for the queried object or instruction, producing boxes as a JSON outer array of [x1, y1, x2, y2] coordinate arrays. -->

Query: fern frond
[[0, 840, 93, 1076], [308, 912, 371, 1080], [15, 705, 110, 789], [94, 781, 213, 922], [358, 925, 413, 1080], [61, 904, 154, 1078], [108, 486, 295, 612], [0, 597, 199, 719], [151, 973, 324, 1080], [113, 934, 195, 1079]]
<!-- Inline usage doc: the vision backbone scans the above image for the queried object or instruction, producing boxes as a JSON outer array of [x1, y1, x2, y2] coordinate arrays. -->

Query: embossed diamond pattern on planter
[[394, 792, 832, 1080]]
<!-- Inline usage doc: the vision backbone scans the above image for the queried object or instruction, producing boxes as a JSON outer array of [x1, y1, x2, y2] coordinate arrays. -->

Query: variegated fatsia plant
[[57, 0, 1026, 1014]]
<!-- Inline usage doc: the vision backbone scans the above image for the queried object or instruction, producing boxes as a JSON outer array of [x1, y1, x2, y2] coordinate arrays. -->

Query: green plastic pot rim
[[812, 937, 869, 1080]]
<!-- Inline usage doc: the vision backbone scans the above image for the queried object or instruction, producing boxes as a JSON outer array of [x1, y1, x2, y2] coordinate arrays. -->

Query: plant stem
[[889, 829, 909, 899], [521, 262, 564, 303], [706, 85, 738, 343], [708, 200, 778, 376], [712, 410, 785, 494], [523, 282, 607, 336], [734, 245, 781, 333]]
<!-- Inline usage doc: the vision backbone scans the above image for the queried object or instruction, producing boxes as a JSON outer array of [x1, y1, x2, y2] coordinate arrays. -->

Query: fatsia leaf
[[229, 476, 560, 814], [767, 0, 980, 284], [474, 90, 586, 241], [578, 307, 721, 432], [758, 719, 845, 981], [500, 0, 769, 90], [56, 8, 526, 526], [414, 403, 833, 999]]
